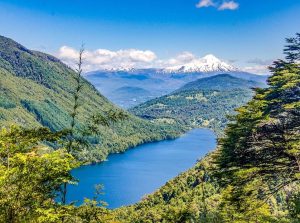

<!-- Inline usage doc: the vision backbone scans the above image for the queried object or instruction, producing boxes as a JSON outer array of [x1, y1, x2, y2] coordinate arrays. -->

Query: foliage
[[216, 61, 300, 194], [284, 32, 300, 62], [0, 126, 79, 223], [214, 35, 300, 222]]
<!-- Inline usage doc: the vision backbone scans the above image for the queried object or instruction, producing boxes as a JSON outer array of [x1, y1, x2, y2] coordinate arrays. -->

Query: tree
[[60, 46, 128, 204], [60, 46, 85, 205], [284, 33, 300, 62], [216, 34, 300, 220], [0, 126, 78, 223]]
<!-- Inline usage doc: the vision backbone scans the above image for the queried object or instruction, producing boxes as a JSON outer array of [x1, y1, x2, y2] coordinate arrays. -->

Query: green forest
[[130, 74, 263, 135], [0, 33, 299, 223]]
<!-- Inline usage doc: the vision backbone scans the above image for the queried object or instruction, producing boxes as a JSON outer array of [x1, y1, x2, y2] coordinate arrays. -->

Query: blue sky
[[0, 0, 300, 73]]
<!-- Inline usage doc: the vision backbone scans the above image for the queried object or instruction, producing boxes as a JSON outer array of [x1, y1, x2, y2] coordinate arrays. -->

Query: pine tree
[[284, 33, 300, 62], [216, 33, 300, 221]]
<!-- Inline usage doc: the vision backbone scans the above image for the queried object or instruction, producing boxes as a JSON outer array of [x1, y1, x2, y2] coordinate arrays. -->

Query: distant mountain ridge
[[113, 86, 150, 95], [178, 73, 264, 92]]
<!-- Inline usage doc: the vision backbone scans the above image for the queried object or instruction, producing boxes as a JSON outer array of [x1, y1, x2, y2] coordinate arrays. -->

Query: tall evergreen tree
[[284, 33, 300, 62], [216, 34, 300, 220]]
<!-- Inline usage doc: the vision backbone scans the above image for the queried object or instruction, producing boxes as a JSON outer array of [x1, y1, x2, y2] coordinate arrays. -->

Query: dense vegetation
[[130, 74, 262, 135], [0, 34, 299, 223], [0, 35, 183, 163]]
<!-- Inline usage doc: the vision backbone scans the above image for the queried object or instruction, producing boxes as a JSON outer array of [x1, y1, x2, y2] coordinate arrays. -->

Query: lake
[[66, 128, 216, 208]]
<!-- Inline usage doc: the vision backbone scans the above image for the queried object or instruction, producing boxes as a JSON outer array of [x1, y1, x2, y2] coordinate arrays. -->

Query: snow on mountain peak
[[163, 54, 238, 73], [202, 54, 220, 61]]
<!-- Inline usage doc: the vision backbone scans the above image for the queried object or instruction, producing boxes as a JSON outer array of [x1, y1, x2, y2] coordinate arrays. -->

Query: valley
[[0, 32, 299, 223], [0, 35, 183, 163]]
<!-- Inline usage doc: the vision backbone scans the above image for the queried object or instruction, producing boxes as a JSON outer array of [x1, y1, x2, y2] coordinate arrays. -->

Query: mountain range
[[0, 35, 181, 163], [129, 74, 263, 135], [86, 67, 268, 108]]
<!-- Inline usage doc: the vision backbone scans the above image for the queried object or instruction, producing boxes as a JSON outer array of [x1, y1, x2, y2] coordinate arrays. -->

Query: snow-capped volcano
[[163, 54, 238, 73]]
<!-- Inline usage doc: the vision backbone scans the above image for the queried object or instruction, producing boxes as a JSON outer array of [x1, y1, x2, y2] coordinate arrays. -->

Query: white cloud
[[57, 46, 157, 71], [242, 58, 273, 75], [247, 58, 273, 66], [57, 46, 272, 75], [196, 0, 215, 8], [243, 65, 269, 75], [58, 46, 78, 60], [158, 52, 196, 67], [218, 1, 239, 11], [196, 0, 239, 11], [58, 47, 200, 72]]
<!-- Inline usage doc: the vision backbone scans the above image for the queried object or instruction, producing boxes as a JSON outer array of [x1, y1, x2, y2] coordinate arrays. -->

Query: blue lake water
[[67, 128, 216, 208]]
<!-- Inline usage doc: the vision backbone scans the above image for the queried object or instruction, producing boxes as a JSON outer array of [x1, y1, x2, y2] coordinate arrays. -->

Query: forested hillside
[[177, 73, 265, 91], [0, 35, 182, 163], [111, 34, 300, 223], [130, 74, 262, 135]]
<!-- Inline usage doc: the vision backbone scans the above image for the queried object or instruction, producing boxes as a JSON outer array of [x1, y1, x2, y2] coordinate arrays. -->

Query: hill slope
[[178, 73, 264, 91], [0, 35, 182, 163], [130, 74, 262, 135]]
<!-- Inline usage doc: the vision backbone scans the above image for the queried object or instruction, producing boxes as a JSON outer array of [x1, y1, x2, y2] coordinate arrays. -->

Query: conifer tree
[[284, 33, 300, 62], [216, 33, 300, 221]]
